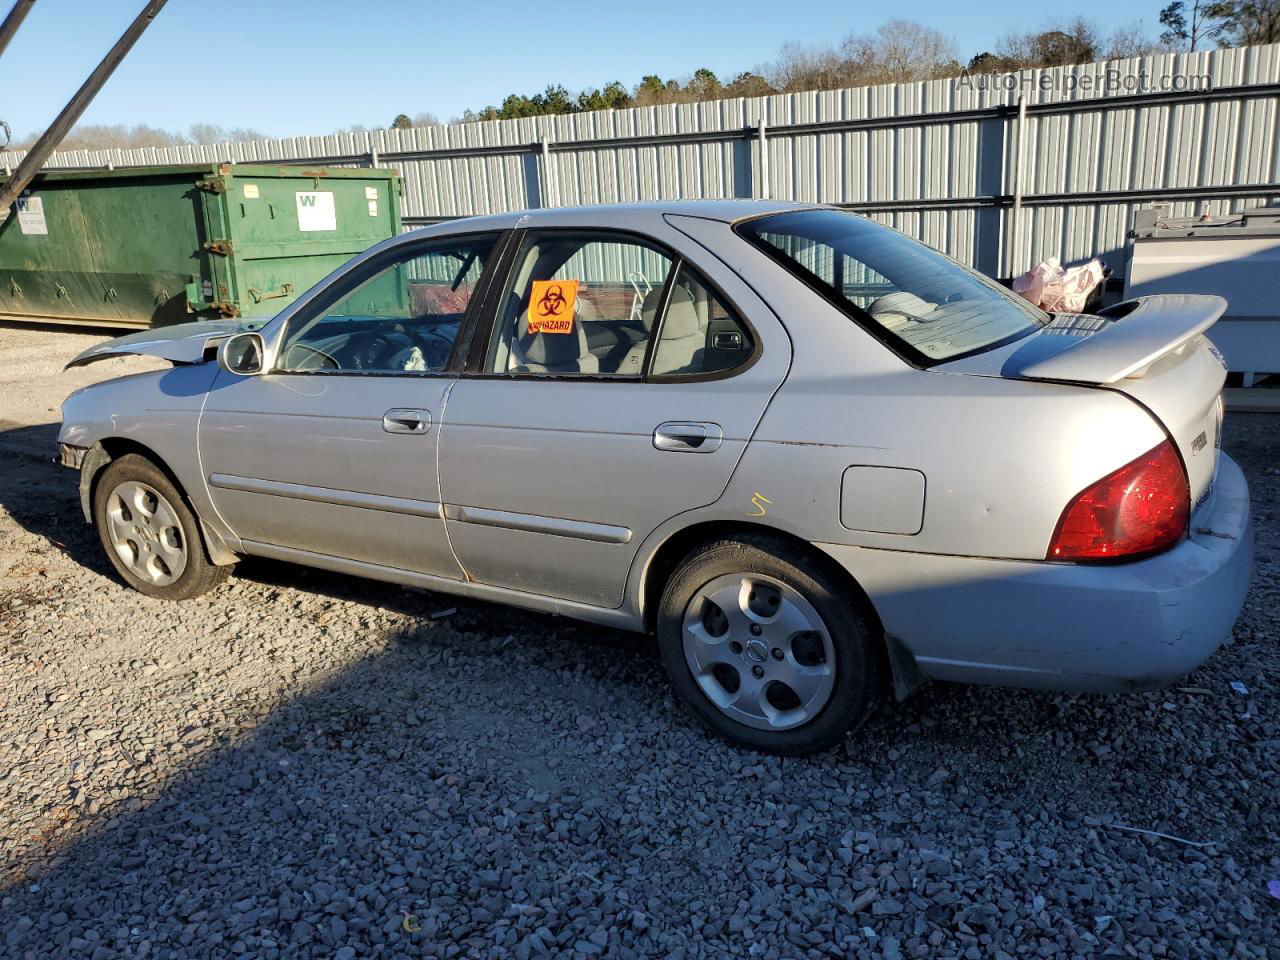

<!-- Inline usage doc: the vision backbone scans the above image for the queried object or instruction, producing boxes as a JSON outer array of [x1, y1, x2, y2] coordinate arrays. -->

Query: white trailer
[[1127, 206, 1280, 386]]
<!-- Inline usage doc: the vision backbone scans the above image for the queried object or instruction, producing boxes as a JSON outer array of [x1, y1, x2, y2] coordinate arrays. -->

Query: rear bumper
[[818, 453, 1254, 693]]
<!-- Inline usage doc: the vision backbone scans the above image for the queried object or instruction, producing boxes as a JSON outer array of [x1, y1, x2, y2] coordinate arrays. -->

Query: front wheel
[[92, 453, 232, 600], [656, 534, 883, 755]]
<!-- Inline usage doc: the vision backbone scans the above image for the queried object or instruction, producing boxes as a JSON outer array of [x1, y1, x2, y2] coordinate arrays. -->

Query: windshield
[[737, 209, 1049, 363]]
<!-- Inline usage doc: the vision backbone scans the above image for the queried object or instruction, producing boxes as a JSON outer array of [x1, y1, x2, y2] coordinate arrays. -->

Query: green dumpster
[[0, 163, 402, 328]]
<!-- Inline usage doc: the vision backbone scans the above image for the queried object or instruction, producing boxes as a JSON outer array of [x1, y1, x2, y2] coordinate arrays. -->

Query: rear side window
[[483, 230, 754, 379], [650, 264, 753, 377], [486, 233, 672, 376], [737, 209, 1047, 363]]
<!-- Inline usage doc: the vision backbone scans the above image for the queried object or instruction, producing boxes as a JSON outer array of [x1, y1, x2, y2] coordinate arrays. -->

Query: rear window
[[737, 209, 1048, 363]]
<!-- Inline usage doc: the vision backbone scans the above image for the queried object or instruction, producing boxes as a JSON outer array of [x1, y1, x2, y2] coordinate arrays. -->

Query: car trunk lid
[[938, 294, 1228, 513]]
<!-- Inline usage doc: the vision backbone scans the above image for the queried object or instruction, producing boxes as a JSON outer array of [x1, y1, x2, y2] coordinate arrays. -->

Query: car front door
[[437, 227, 790, 608], [198, 232, 501, 578]]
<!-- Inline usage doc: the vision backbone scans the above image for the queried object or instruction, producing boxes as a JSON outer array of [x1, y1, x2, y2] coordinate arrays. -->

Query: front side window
[[737, 209, 1048, 363], [278, 234, 497, 374]]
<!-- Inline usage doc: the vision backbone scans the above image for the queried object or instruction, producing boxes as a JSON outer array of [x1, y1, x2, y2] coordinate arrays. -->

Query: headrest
[[517, 296, 588, 366], [640, 287, 665, 330], [662, 286, 700, 339], [867, 291, 936, 328]]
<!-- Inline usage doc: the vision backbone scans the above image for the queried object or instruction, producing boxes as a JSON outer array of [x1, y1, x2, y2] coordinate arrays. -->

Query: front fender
[[74, 440, 239, 566], [59, 364, 243, 564], [77, 443, 113, 522]]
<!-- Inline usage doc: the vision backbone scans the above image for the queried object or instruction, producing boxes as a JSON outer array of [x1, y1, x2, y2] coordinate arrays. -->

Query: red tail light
[[1048, 439, 1189, 561]]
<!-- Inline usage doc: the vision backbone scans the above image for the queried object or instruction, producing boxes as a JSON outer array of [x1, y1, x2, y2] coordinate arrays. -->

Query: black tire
[[656, 533, 884, 755], [92, 453, 232, 601]]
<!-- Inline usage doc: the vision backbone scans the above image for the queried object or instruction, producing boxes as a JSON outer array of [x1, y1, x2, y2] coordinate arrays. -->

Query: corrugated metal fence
[[5, 42, 1279, 280]]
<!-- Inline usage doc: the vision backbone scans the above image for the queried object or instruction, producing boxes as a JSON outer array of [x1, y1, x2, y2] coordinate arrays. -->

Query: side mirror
[[217, 332, 265, 376]]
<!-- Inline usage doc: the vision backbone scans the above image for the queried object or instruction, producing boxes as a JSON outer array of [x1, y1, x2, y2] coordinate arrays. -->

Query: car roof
[[418, 199, 818, 234]]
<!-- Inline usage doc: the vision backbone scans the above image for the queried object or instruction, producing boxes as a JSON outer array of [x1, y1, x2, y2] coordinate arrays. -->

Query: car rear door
[[198, 231, 502, 578], [436, 225, 790, 608]]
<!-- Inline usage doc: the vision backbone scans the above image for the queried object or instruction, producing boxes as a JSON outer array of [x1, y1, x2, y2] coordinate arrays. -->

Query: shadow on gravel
[[0, 620, 664, 957], [2, 419, 1276, 956], [0, 424, 117, 582], [0, 424, 58, 468]]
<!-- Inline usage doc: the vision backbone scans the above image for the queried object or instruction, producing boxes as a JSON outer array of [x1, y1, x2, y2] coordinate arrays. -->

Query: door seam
[[436, 377, 472, 582], [195, 379, 240, 541]]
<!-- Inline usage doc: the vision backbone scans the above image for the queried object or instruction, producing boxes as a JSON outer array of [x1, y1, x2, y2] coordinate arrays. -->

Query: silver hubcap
[[682, 573, 836, 731], [104, 480, 187, 586]]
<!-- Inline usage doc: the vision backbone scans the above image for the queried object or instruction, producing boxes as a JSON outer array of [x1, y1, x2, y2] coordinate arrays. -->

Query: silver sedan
[[59, 201, 1254, 754]]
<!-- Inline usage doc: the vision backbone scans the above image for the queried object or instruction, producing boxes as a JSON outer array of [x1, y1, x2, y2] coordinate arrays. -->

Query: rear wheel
[[656, 534, 883, 755], [92, 454, 231, 600]]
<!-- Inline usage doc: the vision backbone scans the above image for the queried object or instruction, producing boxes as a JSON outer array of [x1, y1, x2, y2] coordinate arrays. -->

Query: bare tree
[[187, 122, 225, 145], [991, 29, 1034, 69], [187, 123, 264, 145], [10, 122, 268, 152], [13, 123, 178, 151], [767, 42, 854, 93], [867, 19, 960, 83], [767, 21, 958, 92], [1106, 22, 1169, 58]]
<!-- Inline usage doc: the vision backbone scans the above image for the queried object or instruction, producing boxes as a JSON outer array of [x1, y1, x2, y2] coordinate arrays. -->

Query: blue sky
[[1, 0, 1163, 140]]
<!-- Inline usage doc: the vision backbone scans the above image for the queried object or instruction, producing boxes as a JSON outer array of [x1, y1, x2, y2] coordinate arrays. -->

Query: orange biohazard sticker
[[528, 279, 578, 334]]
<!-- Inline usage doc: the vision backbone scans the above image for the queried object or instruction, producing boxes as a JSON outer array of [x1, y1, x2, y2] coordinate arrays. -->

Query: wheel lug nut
[[729, 641, 743, 654], [771, 648, 784, 660], [751, 665, 765, 679], [749, 624, 762, 636]]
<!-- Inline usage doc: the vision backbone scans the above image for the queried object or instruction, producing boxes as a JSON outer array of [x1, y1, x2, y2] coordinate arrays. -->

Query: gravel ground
[[0, 324, 1277, 959]]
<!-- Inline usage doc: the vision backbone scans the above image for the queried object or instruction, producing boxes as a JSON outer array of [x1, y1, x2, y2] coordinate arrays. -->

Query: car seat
[[645, 287, 705, 374], [612, 287, 666, 375], [507, 297, 599, 374], [866, 290, 937, 330]]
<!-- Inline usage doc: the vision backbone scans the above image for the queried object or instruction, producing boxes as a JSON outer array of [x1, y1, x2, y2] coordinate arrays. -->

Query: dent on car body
[[65, 319, 265, 369]]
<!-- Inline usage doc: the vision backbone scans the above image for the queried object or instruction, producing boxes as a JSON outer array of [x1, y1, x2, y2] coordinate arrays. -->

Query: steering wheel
[[354, 326, 412, 371], [283, 342, 339, 371]]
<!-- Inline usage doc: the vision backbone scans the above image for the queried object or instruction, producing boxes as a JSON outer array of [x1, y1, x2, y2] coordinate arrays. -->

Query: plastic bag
[[1012, 258, 1056, 307], [1013, 257, 1107, 313]]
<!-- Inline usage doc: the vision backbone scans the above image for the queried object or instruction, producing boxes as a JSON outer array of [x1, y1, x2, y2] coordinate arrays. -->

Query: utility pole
[[0, 0, 168, 212], [0, 0, 37, 60]]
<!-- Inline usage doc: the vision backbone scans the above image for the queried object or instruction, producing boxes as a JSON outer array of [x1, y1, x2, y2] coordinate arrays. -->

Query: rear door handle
[[382, 408, 431, 434], [653, 421, 723, 453]]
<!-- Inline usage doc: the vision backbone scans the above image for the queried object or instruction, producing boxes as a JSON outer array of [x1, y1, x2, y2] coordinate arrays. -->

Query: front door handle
[[382, 408, 431, 434], [653, 421, 723, 453]]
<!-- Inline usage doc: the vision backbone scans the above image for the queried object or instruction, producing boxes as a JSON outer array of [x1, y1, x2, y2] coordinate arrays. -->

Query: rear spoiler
[[1002, 294, 1227, 384]]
